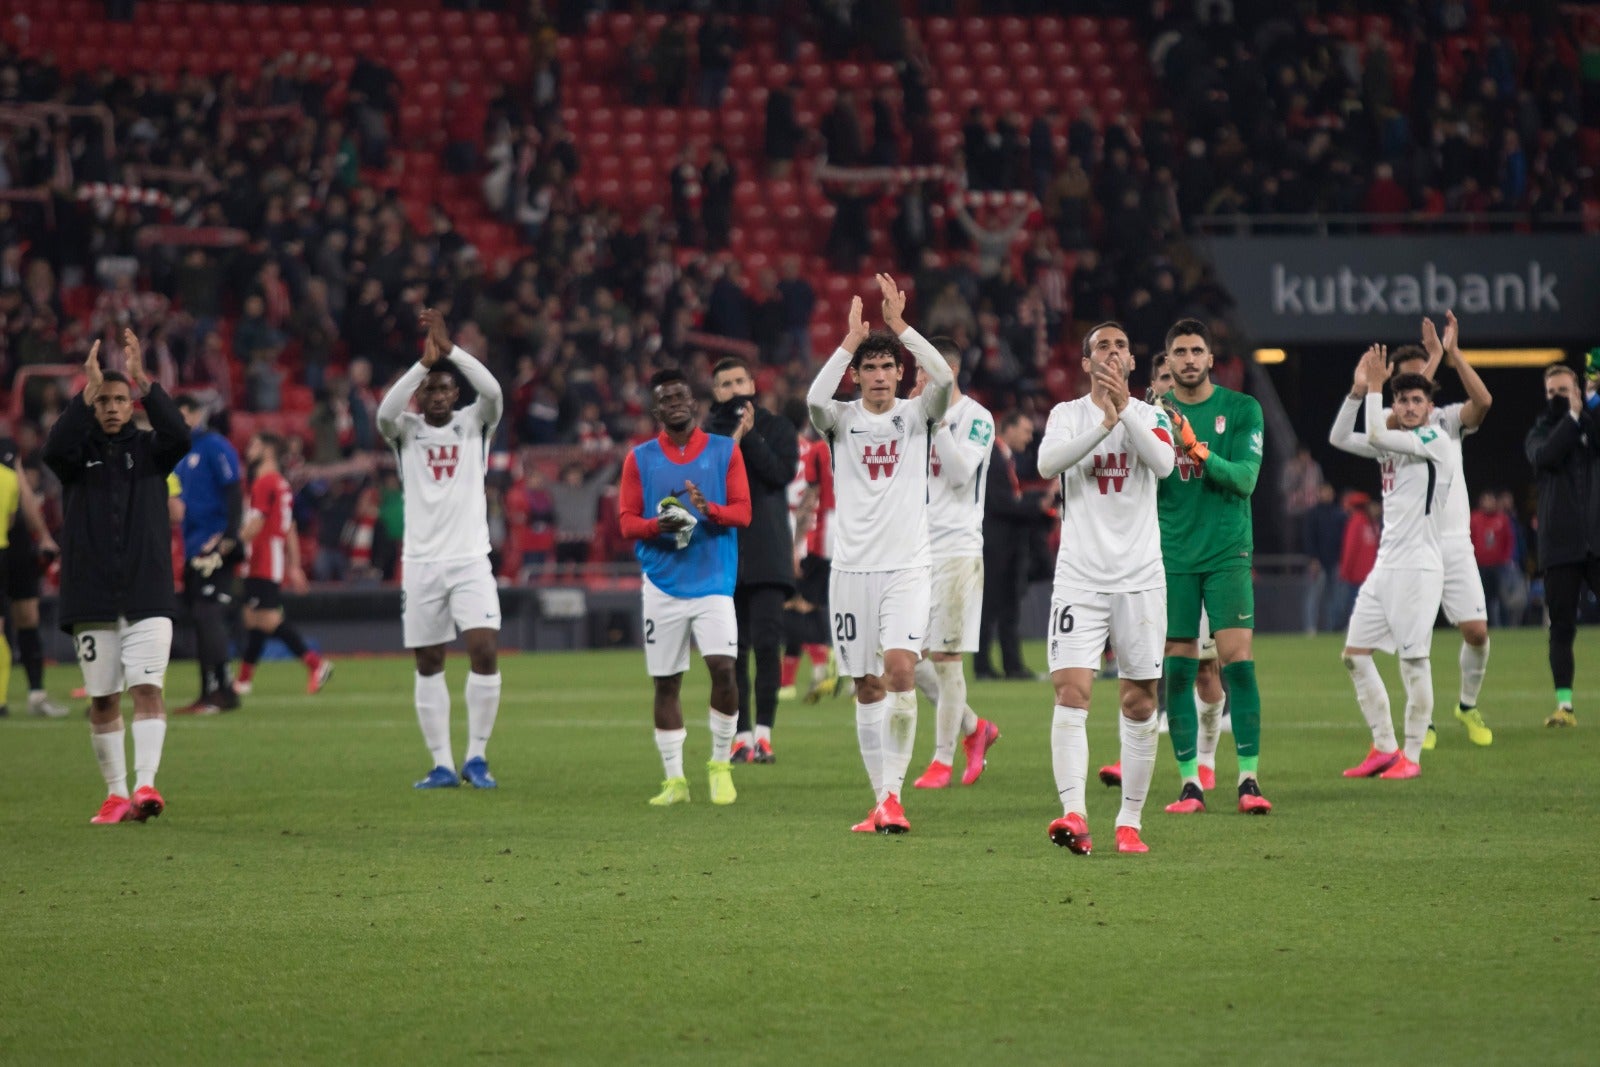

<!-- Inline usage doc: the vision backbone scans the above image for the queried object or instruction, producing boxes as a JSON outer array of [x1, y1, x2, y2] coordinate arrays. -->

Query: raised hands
[[1358, 344, 1388, 392], [1090, 351, 1128, 428], [122, 327, 151, 391], [843, 295, 870, 353], [875, 272, 907, 333], [84, 339, 104, 405], [1441, 309, 1461, 364], [419, 307, 451, 368]]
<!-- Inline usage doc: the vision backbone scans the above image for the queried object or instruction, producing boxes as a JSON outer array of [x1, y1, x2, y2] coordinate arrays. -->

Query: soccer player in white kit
[[376, 309, 506, 790], [1330, 314, 1494, 749], [1331, 346, 1460, 780], [1038, 323, 1176, 856], [807, 275, 953, 834], [907, 337, 1002, 791]]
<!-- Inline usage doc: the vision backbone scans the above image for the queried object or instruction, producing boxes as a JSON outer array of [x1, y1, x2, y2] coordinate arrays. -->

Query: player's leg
[[1192, 608, 1224, 789], [1045, 590, 1108, 854], [645, 580, 694, 805], [1110, 588, 1164, 850], [406, 561, 459, 787], [76, 624, 132, 823], [779, 599, 804, 700], [730, 585, 756, 758], [122, 618, 174, 821], [832, 569, 888, 826], [1543, 563, 1581, 726], [800, 558, 841, 702], [748, 585, 786, 760], [1207, 566, 1269, 811], [1161, 572, 1206, 810], [235, 591, 270, 694], [1341, 577, 1402, 777], [450, 558, 504, 788], [1382, 570, 1442, 779], [914, 557, 985, 788], [1440, 544, 1492, 745], [871, 568, 931, 832], [691, 594, 741, 805], [11, 534, 63, 716], [262, 581, 331, 695]]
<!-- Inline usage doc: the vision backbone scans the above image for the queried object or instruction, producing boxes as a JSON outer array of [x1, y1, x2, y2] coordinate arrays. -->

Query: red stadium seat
[[922, 17, 956, 43], [970, 40, 1000, 66], [959, 17, 993, 42]]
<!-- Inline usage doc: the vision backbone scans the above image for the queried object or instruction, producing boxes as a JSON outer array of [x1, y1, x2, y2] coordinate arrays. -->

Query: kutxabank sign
[[1202, 235, 1600, 343]]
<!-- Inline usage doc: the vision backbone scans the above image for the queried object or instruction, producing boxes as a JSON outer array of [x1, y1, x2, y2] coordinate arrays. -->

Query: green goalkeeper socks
[[1222, 660, 1262, 762], [1165, 655, 1200, 777]]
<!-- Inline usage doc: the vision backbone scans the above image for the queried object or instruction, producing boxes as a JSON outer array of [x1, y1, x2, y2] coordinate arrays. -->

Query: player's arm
[[1329, 396, 1380, 458], [880, 274, 953, 422], [1418, 315, 1448, 381], [1525, 407, 1583, 471], [1444, 329, 1492, 429], [1364, 393, 1440, 457], [739, 404, 799, 490], [14, 469, 51, 545], [1036, 406, 1110, 478], [1121, 402, 1176, 478], [1200, 397, 1262, 496], [808, 296, 870, 433], [616, 450, 666, 541], [240, 480, 269, 543], [446, 344, 505, 428], [703, 446, 752, 528], [376, 362, 430, 443], [932, 415, 989, 485], [44, 340, 109, 483]]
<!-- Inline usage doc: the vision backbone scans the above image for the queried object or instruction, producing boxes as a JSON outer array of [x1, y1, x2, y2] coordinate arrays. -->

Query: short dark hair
[[649, 367, 689, 394], [1081, 321, 1127, 359], [1151, 350, 1168, 370], [1387, 344, 1427, 369], [175, 392, 203, 411], [851, 330, 903, 370], [1000, 411, 1032, 433], [254, 432, 286, 459], [1389, 372, 1439, 399], [711, 356, 748, 378], [100, 370, 132, 389], [929, 335, 962, 368], [1163, 318, 1211, 353]]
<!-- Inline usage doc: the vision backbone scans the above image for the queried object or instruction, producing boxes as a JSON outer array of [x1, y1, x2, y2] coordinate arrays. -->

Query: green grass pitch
[[3, 628, 1598, 1064]]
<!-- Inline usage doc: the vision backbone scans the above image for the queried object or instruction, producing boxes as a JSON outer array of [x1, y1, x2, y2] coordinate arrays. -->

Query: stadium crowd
[[0, 0, 1593, 599]]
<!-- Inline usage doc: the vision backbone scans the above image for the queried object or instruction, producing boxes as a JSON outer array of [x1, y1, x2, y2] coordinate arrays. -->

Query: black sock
[[274, 623, 310, 659], [243, 629, 268, 666], [16, 626, 43, 690]]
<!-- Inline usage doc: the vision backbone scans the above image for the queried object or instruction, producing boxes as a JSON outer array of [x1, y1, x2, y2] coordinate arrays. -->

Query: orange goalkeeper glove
[[1161, 399, 1210, 464]]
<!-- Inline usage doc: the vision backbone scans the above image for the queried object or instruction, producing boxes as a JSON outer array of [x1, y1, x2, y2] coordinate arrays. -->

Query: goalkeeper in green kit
[[1153, 319, 1272, 815]]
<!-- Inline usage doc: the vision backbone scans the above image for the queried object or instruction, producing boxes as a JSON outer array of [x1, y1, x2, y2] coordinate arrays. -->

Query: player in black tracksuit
[[43, 334, 191, 823], [1525, 363, 1600, 726], [0, 435, 66, 717]]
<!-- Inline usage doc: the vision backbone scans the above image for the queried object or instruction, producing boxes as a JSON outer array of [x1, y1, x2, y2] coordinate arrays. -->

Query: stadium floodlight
[[1457, 349, 1566, 368], [1253, 348, 1287, 364]]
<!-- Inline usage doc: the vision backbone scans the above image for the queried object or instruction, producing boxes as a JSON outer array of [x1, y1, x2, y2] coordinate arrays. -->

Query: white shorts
[[1440, 538, 1487, 624], [926, 556, 983, 654], [641, 577, 738, 677], [402, 555, 502, 648], [1047, 587, 1166, 680], [1197, 607, 1217, 662], [73, 616, 174, 698], [829, 566, 932, 679], [1346, 568, 1443, 657]]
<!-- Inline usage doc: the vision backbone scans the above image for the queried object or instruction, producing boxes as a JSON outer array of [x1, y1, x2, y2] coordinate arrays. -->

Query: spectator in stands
[[701, 145, 736, 252], [763, 80, 804, 177], [552, 456, 621, 570], [669, 144, 702, 248], [697, 14, 740, 108], [1303, 483, 1348, 634], [1472, 489, 1517, 627], [821, 91, 865, 168], [506, 459, 556, 573], [650, 17, 690, 107], [775, 256, 815, 366], [704, 261, 752, 342], [890, 181, 935, 272], [1338, 493, 1380, 624], [1281, 446, 1325, 554]]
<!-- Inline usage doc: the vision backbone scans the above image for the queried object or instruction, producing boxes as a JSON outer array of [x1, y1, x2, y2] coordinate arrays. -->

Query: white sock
[[932, 660, 967, 764], [881, 690, 918, 798], [1344, 654, 1396, 752], [1459, 638, 1489, 709], [855, 698, 887, 799], [463, 671, 501, 763], [754, 724, 771, 745], [654, 727, 687, 779], [1196, 690, 1226, 770], [414, 671, 454, 770], [1115, 713, 1159, 830], [1400, 657, 1434, 762], [735, 729, 754, 747], [960, 705, 979, 736], [1051, 705, 1089, 817], [913, 656, 940, 705], [91, 727, 128, 797], [708, 708, 738, 762], [131, 718, 166, 790]]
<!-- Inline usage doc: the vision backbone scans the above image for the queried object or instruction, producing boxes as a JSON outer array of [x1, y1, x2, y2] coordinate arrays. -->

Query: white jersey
[[1428, 403, 1475, 544], [377, 348, 505, 564], [927, 394, 995, 560], [1040, 396, 1174, 593], [1330, 395, 1461, 571], [815, 393, 943, 572]]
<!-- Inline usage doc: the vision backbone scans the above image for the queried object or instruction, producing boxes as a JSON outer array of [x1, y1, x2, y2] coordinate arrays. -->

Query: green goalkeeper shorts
[[1167, 565, 1254, 639]]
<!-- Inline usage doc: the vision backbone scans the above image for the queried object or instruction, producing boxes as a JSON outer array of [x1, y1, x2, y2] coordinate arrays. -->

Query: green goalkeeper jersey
[[1157, 385, 1264, 573]]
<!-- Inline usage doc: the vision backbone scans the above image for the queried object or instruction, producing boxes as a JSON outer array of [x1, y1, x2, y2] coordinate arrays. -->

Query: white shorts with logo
[[1048, 586, 1166, 680], [927, 556, 983, 654], [829, 566, 932, 679], [1198, 607, 1218, 662], [1346, 567, 1443, 657], [402, 555, 502, 648], [73, 616, 174, 698], [641, 577, 738, 677], [1440, 537, 1487, 624]]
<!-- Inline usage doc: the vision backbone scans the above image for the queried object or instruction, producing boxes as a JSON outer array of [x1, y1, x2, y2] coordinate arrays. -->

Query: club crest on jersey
[[427, 444, 460, 481], [930, 442, 942, 477], [1092, 452, 1130, 494], [1215, 415, 1227, 434], [862, 439, 901, 480], [892, 415, 905, 433]]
